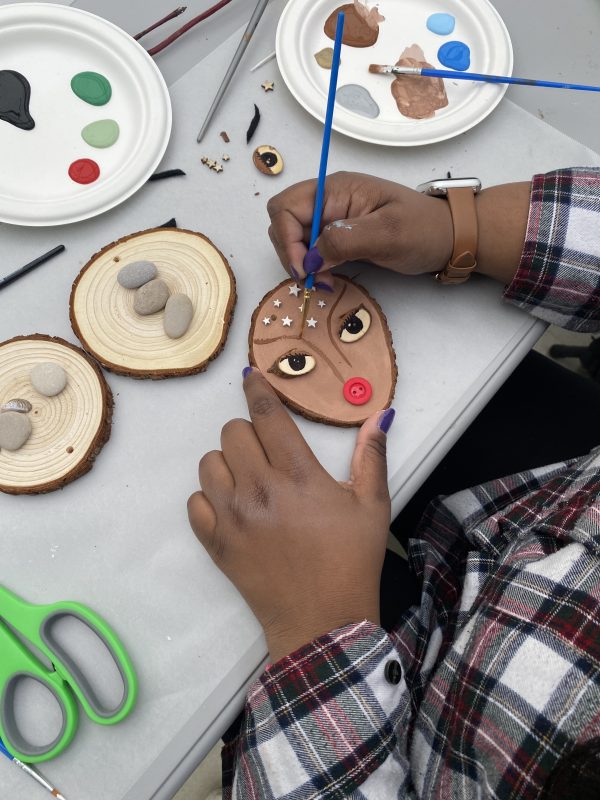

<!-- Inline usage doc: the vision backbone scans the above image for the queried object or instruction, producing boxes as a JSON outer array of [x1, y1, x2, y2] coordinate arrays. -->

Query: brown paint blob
[[324, 2, 384, 48], [68, 158, 100, 185], [391, 44, 448, 119]]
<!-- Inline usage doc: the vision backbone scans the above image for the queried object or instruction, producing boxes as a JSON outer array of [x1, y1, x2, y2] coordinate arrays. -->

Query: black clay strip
[[0, 245, 65, 291], [148, 168, 186, 182], [246, 103, 260, 144]]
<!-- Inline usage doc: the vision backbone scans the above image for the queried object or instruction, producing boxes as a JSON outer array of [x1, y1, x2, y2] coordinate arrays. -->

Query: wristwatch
[[416, 177, 482, 284]]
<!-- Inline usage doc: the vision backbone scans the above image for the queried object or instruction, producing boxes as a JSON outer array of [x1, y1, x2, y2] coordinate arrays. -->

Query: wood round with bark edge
[[70, 227, 236, 379], [0, 335, 113, 495], [248, 276, 397, 427]]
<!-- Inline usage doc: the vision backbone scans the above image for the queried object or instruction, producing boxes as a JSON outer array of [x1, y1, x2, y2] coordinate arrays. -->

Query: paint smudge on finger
[[426, 13, 455, 35], [336, 84, 380, 118], [326, 220, 354, 231], [391, 44, 448, 119], [438, 40, 471, 71]]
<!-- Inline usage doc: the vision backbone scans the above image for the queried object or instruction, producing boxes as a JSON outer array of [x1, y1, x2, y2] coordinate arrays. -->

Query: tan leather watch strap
[[435, 187, 478, 284]]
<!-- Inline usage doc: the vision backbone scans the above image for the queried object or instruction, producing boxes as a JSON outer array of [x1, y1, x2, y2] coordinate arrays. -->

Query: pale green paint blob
[[71, 71, 112, 106], [81, 119, 120, 148]]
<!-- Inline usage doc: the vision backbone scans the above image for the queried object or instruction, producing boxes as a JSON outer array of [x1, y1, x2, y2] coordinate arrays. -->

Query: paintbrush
[[300, 11, 345, 334], [196, 0, 270, 142], [133, 6, 187, 41], [0, 738, 68, 800], [369, 64, 600, 93], [0, 245, 65, 291]]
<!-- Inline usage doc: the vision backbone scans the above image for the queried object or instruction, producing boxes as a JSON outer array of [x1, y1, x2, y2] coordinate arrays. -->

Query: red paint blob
[[343, 377, 372, 406], [68, 158, 100, 184]]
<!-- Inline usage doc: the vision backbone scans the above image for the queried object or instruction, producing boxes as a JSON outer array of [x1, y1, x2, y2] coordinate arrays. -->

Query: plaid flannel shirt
[[223, 168, 600, 799]]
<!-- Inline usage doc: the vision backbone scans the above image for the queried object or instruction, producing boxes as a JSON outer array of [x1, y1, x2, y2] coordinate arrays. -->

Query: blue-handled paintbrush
[[0, 737, 68, 799], [369, 63, 600, 92], [300, 11, 345, 332]]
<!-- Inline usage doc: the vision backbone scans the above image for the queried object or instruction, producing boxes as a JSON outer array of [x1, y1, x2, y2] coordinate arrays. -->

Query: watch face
[[417, 178, 481, 195]]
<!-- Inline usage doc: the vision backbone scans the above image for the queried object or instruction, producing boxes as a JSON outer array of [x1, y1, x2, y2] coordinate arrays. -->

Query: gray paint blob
[[336, 84, 380, 119]]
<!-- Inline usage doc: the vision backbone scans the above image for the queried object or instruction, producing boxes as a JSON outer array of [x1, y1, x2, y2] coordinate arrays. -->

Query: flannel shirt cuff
[[223, 620, 403, 799], [504, 167, 600, 331]]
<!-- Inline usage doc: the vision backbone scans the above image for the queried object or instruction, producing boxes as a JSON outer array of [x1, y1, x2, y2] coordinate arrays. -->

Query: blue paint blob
[[426, 13, 455, 36], [438, 40, 471, 71]]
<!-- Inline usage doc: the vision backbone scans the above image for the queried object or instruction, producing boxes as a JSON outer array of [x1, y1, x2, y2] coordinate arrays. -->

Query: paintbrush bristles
[[368, 64, 392, 74]]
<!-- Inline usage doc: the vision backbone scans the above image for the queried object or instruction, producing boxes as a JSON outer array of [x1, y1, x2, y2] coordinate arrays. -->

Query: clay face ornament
[[249, 276, 397, 426]]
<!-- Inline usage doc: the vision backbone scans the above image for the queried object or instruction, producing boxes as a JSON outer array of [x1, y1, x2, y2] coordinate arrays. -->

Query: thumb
[[308, 217, 370, 272], [348, 408, 395, 498]]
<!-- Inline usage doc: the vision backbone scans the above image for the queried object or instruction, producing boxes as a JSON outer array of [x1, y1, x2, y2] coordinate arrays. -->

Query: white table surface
[[1, 2, 600, 798]]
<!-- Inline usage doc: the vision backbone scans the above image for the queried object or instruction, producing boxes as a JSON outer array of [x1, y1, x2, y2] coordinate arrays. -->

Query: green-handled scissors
[[0, 585, 137, 763]]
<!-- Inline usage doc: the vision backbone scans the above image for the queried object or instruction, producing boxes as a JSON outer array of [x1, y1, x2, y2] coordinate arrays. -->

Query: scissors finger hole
[[2, 674, 66, 757], [43, 613, 127, 716]]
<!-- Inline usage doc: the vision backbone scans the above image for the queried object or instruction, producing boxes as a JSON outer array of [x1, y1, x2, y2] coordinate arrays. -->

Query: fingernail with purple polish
[[290, 265, 300, 280], [315, 281, 334, 293], [378, 408, 396, 434], [303, 246, 324, 274], [242, 366, 253, 380]]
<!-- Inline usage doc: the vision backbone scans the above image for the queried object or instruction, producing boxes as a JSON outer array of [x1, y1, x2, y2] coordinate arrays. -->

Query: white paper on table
[[1, 19, 600, 800]]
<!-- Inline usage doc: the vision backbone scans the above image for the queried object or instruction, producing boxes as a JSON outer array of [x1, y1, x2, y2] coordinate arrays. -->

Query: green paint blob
[[81, 118, 120, 148], [71, 71, 112, 106]]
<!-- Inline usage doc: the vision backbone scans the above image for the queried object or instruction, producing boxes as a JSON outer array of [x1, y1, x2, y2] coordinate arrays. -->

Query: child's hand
[[267, 171, 453, 280], [188, 369, 393, 663]]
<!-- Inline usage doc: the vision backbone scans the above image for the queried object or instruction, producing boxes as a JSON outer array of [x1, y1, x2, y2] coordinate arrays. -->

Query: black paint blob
[[0, 70, 35, 130]]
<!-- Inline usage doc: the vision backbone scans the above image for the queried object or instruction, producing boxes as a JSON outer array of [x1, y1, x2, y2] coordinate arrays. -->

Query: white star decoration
[[288, 284, 301, 297], [318, 300, 327, 308], [298, 305, 304, 312], [282, 316, 293, 327], [262, 316, 272, 325], [306, 318, 317, 328], [273, 299, 282, 307]]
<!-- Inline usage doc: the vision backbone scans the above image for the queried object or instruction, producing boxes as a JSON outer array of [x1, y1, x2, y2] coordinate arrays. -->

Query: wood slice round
[[69, 227, 236, 378], [0, 335, 113, 494]]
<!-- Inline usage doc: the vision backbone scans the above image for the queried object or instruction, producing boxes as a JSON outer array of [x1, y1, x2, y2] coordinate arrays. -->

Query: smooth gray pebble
[[30, 362, 68, 397], [117, 260, 158, 289], [0, 411, 32, 451], [133, 278, 170, 315], [164, 293, 194, 339]]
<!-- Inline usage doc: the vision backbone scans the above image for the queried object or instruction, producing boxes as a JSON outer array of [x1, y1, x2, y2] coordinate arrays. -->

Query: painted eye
[[273, 353, 316, 377], [253, 145, 284, 175], [339, 307, 371, 342]]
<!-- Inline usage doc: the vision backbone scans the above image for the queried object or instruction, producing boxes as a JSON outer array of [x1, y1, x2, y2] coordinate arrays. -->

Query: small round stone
[[0, 411, 32, 451], [164, 293, 194, 339], [133, 278, 170, 315], [30, 362, 68, 397], [117, 260, 158, 289]]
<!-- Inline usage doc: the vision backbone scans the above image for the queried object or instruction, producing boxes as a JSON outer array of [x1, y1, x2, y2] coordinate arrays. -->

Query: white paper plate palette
[[0, 3, 172, 226], [276, 0, 513, 146]]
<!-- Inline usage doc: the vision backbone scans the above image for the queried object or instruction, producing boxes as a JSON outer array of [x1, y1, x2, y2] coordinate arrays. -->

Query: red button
[[343, 377, 372, 406]]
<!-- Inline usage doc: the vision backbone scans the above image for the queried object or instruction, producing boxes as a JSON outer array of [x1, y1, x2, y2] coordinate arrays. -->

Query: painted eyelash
[[268, 351, 311, 379], [339, 305, 365, 336]]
